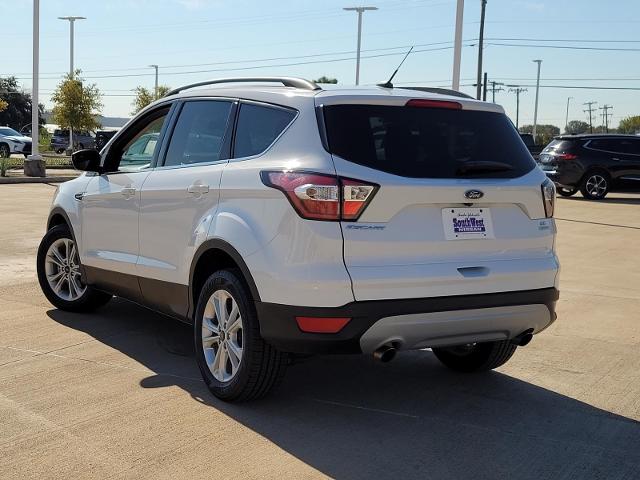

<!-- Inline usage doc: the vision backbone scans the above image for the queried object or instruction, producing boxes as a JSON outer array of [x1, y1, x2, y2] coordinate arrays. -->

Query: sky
[[3, 0, 640, 129]]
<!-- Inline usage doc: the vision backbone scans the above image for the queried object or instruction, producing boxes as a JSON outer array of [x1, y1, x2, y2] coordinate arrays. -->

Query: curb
[[0, 176, 77, 185]]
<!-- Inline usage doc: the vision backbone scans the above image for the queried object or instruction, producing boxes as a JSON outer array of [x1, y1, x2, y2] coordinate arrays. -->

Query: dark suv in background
[[94, 130, 118, 151], [50, 130, 95, 153], [539, 134, 640, 199]]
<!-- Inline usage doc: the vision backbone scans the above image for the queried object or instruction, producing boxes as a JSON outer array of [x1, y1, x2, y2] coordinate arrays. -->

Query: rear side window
[[164, 100, 233, 167], [323, 104, 535, 178], [233, 103, 296, 158]]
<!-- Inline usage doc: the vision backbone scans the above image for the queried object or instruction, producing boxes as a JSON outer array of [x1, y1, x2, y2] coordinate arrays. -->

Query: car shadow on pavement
[[47, 299, 640, 480]]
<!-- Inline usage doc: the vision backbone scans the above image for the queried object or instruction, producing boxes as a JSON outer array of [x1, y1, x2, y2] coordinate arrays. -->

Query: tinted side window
[[617, 139, 640, 155], [233, 103, 296, 158], [118, 113, 168, 172], [164, 100, 233, 167], [588, 139, 621, 152]]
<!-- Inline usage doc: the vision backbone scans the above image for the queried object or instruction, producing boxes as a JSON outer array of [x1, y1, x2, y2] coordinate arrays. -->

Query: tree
[[519, 124, 560, 146], [51, 70, 103, 132], [0, 76, 45, 129], [313, 76, 338, 84], [617, 115, 640, 134], [566, 120, 590, 135], [131, 85, 171, 114]]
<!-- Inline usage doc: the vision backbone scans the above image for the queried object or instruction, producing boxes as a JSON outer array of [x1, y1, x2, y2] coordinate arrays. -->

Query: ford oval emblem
[[464, 189, 484, 200]]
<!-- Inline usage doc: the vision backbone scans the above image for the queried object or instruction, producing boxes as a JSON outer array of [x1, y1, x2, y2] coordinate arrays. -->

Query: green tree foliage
[[566, 120, 590, 134], [51, 70, 103, 132], [131, 85, 171, 114], [0, 76, 45, 129], [519, 124, 560, 146], [617, 115, 640, 134], [313, 76, 338, 84]]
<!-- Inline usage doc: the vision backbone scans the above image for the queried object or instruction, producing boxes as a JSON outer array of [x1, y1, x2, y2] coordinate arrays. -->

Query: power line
[[484, 42, 640, 52]]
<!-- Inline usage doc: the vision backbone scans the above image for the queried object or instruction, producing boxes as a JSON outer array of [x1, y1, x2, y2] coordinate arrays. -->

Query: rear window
[[543, 139, 575, 154], [323, 104, 535, 178]]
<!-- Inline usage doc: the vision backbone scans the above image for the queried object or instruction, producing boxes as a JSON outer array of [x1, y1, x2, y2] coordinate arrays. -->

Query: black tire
[[580, 170, 610, 200], [557, 186, 578, 197], [433, 340, 517, 373], [37, 224, 112, 312], [194, 269, 287, 402], [0, 143, 10, 158]]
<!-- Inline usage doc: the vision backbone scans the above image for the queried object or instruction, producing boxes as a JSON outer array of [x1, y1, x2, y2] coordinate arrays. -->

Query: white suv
[[37, 77, 559, 401]]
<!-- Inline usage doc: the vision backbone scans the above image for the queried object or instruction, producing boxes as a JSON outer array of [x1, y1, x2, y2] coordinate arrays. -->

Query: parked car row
[[1, 126, 121, 157], [0, 126, 33, 158]]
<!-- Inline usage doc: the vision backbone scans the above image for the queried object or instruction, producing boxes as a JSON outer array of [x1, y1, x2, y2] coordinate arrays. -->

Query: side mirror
[[72, 149, 102, 172]]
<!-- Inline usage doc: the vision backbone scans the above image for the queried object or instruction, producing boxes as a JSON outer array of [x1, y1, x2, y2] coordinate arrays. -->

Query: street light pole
[[565, 96, 573, 133], [452, 0, 464, 91], [343, 6, 378, 85], [58, 16, 85, 152], [532, 59, 542, 141], [149, 65, 159, 99], [26, 0, 43, 176]]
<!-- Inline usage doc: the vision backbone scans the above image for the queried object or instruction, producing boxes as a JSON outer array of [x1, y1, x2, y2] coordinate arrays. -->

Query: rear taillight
[[541, 179, 555, 218], [556, 153, 577, 161], [261, 171, 378, 221], [405, 99, 462, 109]]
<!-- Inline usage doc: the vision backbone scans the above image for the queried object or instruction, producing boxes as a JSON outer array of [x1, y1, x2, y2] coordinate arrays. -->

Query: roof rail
[[396, 86, 474, 100], [165, 77, 321, 97]]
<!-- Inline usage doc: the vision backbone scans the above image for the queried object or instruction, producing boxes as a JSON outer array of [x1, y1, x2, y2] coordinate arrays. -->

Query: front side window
[[118, 114, 167, 172], [233, 103, 296, 158], [164, 100, 233, 167]]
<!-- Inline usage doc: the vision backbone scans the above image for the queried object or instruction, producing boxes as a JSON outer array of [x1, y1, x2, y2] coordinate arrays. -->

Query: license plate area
[[442, 207, 494, 240]]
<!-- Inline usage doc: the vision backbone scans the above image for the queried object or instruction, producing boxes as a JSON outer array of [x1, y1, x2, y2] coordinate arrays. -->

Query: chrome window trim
[[583, 138, 640, 157]]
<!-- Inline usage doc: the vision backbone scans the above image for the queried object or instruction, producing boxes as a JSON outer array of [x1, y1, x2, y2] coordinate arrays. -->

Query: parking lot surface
[[0, 184, 639, 479]]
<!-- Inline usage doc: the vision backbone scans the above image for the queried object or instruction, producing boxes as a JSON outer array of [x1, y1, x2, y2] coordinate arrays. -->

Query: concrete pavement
[[0, 184, 638, 479]]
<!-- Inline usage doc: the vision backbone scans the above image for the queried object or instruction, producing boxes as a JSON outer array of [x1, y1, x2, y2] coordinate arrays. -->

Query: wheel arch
[[188, 239, 261, 323]]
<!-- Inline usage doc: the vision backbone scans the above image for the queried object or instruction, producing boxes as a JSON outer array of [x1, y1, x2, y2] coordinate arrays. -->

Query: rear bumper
[[256, 287, 559, 354]]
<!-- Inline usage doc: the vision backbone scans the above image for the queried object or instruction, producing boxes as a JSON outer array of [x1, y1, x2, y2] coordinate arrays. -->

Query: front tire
[[194, 269, 287, 402], [0, 144, 10, 158], [557, 186, 578, 197], [37, 225, 112, 312], [580, 171, 610, 200], [433, 340, 517, 373]]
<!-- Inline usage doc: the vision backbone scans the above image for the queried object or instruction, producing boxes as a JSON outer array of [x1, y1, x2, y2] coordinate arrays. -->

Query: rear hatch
[[319, 96, 557, 301], [539, 138, 578, 171]]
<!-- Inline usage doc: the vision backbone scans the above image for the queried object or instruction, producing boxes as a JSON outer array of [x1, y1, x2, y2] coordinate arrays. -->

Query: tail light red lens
[[261, 171, 378, 221], [557, 153, 577, 161], [296, 316, 351, 333], [405, 99, 462, 109]]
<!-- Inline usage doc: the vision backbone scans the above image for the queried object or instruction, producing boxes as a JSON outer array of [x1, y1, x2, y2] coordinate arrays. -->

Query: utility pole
[[452, 0, 464, 90], [476, 0, 488, 99], [565, 96, 573, 133], [532, 59, 542, 140], [58, 16, 86, 153], [599, 104, 613, 133], [149, 64, 159, 99], [489, 81, 504, 103], [483, 72, 488, 101], [508, 86, 527, 129], [343, 6, 378, 86], [583, 101, 597, 133]]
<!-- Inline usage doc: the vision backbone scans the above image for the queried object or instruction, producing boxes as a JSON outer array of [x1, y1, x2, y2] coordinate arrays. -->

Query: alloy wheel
[[201, 289, 244, 382], [585, 174, 607, 198], [44, 238, 86, 301]]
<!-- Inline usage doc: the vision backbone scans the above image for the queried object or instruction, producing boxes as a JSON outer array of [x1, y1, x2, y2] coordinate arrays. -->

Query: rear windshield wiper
[[456, 161, 514, 175]]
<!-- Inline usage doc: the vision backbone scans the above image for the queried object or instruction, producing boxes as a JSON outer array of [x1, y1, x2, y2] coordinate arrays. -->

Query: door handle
[[612, 157, 621, 162], [187, 184, 210, 196], [121, 187, 136, 198]]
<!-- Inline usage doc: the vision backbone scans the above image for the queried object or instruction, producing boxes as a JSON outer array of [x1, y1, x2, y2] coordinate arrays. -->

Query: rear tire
[[37, 225, 112, 312], [433, 340, 517, 373], [580, 170, 610, 200], [557, 187, 578, 197], [194, 269, 287, 402], [0, 143, 10, 158]]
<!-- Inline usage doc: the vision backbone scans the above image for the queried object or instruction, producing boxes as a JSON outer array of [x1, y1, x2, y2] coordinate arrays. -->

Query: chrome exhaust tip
[[373, 345, 397, 363]]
